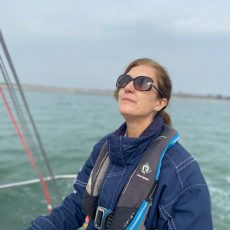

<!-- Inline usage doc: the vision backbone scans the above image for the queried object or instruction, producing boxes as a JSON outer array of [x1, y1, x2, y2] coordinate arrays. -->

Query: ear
[[154, 98, 168, 112]]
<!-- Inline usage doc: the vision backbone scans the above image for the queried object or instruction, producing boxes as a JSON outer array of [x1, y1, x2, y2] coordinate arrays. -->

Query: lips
[[122, 96, 136, 103]]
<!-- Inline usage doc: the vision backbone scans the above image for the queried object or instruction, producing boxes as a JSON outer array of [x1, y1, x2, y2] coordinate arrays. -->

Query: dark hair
[[114, 58, 172, 125]]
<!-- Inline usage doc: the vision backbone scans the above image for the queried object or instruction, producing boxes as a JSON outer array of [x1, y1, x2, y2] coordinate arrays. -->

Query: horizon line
[[0, 82, 229, 101]]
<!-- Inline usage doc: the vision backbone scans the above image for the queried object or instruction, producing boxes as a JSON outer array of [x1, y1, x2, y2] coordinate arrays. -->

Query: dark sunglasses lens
[[134, 76, 152, 91], [116, 75, 131, 88]]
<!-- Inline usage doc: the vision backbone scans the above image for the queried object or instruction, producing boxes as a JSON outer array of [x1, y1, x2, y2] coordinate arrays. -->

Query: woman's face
[[117, 65, 166, 122]]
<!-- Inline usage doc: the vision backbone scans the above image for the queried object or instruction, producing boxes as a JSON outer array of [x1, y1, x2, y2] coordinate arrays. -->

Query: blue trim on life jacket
[[126, 200, 149, 230], [155, 133, 179, 180]]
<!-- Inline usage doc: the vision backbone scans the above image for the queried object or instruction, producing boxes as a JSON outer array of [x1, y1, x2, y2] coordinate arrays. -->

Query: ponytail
[[159, 110, 172, 126]]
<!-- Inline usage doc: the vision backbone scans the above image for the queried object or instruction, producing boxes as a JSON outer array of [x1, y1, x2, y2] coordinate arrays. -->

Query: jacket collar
[[108, 115, 163, 166]]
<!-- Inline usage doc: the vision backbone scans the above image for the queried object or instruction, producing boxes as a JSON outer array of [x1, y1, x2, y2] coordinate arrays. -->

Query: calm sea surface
[[0, 91, 229, 229]]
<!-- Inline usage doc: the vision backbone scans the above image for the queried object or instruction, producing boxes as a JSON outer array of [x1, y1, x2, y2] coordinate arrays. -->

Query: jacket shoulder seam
[[165, 148, 198, 190], [164, 154, 184, 190], [163, 183, 207, 208]]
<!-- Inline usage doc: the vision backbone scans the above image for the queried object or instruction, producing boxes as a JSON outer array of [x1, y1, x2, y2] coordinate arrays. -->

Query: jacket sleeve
[[28, 136, 107, 230], [156, 153, 213, 230], [158, 183, 213, 230]]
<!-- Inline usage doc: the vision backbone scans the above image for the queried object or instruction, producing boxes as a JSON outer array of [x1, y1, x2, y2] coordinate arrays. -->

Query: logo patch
[[141, 163, 152, 175]]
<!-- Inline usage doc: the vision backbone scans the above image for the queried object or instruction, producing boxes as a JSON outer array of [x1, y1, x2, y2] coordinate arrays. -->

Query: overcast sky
[[0, 0, 230, 96]]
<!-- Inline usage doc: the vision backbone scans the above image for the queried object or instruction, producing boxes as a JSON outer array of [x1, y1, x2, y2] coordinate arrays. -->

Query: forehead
[[127, 65, 157, 82]]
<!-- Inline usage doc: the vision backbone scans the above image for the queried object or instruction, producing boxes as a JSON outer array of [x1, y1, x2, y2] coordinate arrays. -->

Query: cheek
[[139, 94, 157, 110]]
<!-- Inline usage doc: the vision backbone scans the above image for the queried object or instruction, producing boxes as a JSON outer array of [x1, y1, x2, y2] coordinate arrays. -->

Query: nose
[[124, 79, 135, 92]]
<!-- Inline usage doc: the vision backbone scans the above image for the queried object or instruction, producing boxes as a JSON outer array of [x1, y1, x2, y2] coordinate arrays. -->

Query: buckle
[[94, 206, 113, 229], [95, 206, 106, 229]]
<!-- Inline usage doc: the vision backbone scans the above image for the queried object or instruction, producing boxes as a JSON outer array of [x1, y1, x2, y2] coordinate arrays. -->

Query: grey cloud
[[0, 0, 230, 95]]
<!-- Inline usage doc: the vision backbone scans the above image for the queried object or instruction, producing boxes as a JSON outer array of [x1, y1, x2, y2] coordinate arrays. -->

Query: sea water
[[0, 91, 229, 229]]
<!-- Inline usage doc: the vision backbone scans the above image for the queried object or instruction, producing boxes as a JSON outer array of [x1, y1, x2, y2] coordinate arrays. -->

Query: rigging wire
[[0, 85, 52, 212], [0, 30, 61, 210], [0, 54, 36, 151]]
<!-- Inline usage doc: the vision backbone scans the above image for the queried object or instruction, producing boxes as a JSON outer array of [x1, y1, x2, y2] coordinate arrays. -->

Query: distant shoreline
[[1, 83, 230, 102]]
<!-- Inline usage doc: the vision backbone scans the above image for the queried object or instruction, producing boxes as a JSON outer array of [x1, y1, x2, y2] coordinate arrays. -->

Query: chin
[[119, 108, 136, 118], [118, 102, 139, 117]]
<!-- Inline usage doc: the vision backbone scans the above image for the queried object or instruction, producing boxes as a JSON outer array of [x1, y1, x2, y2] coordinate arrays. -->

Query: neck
[[125, 116, 154, 137]]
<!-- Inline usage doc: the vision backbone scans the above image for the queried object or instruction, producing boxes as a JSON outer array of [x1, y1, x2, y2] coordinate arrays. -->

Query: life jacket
[[82, 124, 179, 230]]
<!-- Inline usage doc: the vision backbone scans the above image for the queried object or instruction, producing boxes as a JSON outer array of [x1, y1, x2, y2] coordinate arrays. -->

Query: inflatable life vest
[[82, 125, 179, 230]]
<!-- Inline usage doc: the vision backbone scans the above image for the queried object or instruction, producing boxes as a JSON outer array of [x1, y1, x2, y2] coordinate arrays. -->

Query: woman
[[29, 58, 213, 229]]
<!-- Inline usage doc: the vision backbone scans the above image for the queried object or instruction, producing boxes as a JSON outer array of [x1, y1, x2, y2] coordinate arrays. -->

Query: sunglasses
[[116, 74, 164, 96]]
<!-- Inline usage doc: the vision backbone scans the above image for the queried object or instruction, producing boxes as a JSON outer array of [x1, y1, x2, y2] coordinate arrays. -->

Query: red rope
[[0, 86, 52, 212]]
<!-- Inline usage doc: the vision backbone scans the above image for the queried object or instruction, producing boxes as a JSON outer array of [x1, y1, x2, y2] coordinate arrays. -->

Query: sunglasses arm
[[149, 83, 164, 97]]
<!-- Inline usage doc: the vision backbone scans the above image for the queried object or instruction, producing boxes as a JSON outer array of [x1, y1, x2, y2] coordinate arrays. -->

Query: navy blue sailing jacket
[[29, 116, 213, 230]]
